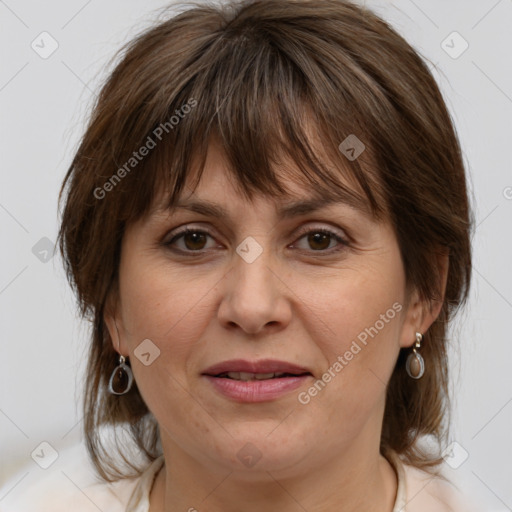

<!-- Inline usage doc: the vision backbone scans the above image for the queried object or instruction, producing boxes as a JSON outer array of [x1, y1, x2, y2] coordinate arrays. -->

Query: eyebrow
[[167, 195, 371, 220]]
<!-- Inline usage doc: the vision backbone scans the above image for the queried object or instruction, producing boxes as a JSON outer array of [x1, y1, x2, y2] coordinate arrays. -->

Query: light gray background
[[0, 0, 511, 510]]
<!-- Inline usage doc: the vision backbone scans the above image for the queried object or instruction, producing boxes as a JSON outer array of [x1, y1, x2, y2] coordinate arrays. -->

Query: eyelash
[[164, 226, 349, 256]]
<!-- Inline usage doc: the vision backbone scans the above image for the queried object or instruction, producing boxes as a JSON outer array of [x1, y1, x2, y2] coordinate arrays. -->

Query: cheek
[[308, 259, 405, 356], [116, 259, 216, 424], [304, 256, 406, 412], [119, 256, 214, 348]]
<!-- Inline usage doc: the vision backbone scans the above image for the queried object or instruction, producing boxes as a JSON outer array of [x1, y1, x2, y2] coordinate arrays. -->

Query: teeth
[[225, 372, 288, 381], [254, 373, 277, 380]]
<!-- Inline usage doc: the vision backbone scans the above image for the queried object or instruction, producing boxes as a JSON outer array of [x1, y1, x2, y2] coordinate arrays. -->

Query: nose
[[217, 244, 292, 336]]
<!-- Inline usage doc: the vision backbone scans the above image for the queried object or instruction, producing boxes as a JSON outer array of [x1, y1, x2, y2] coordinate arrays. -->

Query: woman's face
[[108, 143, 431, 478]]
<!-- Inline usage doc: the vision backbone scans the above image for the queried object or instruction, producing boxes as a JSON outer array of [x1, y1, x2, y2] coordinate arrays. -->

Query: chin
[[209, 427, 312, 477]]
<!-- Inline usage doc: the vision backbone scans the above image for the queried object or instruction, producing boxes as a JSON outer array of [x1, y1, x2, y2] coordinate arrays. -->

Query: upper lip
[[202, 359, 312, 376]]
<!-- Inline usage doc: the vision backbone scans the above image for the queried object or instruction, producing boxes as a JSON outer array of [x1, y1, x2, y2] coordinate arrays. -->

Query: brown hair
[[57, 0, 472, 481]]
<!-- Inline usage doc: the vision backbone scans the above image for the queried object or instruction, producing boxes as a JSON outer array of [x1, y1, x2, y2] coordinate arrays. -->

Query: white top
[[0, 452, 483, 511]]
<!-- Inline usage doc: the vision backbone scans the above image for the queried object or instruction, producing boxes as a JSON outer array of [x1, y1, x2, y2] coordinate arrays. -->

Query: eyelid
[[164, 226, 219, 251], [165, 222, 349, 243], [293, 222, 349, 243], [164, 222, 351, 255]]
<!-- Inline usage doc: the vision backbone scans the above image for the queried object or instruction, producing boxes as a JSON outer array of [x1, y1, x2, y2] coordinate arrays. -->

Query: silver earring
[[406, 332, 425, 379], [108, 355, 134, 395]]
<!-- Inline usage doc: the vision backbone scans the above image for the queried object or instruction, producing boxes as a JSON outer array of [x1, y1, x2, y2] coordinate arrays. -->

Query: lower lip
[[203, 375, 311, 402]]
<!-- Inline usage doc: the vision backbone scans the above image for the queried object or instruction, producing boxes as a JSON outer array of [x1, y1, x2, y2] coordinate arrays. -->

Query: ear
[[103, 288, 129, 356], [399, 249, 449, 348]]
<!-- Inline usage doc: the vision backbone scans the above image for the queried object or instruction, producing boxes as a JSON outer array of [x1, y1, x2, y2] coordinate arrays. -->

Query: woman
[[31, 0, 479, 510]]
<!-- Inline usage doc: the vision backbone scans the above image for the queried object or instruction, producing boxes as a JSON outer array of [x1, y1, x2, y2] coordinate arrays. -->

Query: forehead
[[150, 141, 379, 220]]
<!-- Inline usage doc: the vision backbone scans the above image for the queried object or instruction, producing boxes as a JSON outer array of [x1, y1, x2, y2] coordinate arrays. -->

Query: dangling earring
[[406, 332, 425, 379], [108, 354, 134, 395], [108, 318, 133, 395]]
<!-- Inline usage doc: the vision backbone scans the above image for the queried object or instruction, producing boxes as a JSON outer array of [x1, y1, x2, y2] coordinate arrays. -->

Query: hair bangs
[[119, 22, 388, 223]]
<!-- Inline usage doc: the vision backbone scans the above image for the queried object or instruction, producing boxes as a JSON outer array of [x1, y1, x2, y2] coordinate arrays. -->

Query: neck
[[149, 433, 397, 512]]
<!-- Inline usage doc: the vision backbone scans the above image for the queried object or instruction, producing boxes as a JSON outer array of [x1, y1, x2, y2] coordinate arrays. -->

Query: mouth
[[202, 359, 313, 402], [202, 359, 313, 379], [213, 371, 311, 381]]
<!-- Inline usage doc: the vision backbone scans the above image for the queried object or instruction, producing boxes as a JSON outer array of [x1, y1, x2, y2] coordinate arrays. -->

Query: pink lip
[[203, 375, 311, 402], [202, 359, 310, 376], [202, 359, 312, 403]]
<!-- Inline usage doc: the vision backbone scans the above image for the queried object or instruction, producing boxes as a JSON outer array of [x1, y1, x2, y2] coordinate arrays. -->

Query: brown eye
[[292, 227, 348, 254], [166, 229, 215, 252], [307, 232, 332, 251], [182, 231, 208, 250], [165, 227, 348, 255]]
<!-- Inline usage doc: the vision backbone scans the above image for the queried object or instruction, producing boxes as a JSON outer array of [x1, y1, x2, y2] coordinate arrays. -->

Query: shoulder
[[396, 458, 485, 512], [0, 445, 155, 512], [403, 465, 470, 511], [0, 470, 139, 512]]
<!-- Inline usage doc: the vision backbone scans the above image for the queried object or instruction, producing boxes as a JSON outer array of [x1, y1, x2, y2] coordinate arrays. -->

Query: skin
[[105, 142, 447, 512]]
